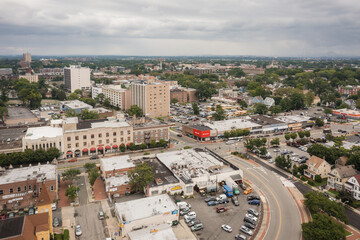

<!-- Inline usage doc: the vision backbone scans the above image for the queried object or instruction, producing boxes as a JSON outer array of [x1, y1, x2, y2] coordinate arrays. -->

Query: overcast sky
[[0, 0, 359, 56]]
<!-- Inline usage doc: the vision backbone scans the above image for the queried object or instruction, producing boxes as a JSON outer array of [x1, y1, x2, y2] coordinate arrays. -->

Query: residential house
[[345, 174, 360, 201], [335, 156, 349, 168], [264, 97, 275, 107], [304, 156, 332, 180], [252, 96, 264, 105], [327, 165, 357, 191]]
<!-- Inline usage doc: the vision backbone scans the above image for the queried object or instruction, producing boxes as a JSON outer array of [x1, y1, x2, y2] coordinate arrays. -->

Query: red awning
[[66, 151, 72, 154], [105, 145, 111, 150], [82, 148, 88, 152], [112, 144, 118, 149], [126, 143, 131, 146], [98, 147, 103, 150], [90, 147, 96, 152]]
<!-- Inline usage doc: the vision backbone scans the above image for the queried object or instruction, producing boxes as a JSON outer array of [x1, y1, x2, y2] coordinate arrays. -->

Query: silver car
[[75, 225, 82, 236]]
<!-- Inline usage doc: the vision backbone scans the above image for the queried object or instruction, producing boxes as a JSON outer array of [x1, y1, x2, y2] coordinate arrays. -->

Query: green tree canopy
[[67, 92, 79, 100], [192, 102, 200, 115], [62, 169, 81, 183], [254, 103, 268, 115], [128, 162, 155, 192], [127, 105, 143, 117], [212, 105, 226, 121], [65, 185, 79, 202], [302, 213, 346, 240]]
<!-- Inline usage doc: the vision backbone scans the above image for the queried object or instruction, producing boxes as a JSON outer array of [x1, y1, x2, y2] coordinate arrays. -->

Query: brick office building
[[0, 164, 57, 211]]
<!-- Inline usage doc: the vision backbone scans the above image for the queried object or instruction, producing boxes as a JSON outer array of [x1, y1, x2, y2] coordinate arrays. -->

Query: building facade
[[327, 165, 357, 191], [304, 156, 332, 180], [345, 174, 360, 201], [19, 73, 39, 83], [170, 87, 197, 103], [132, 118, 169, 145], [64, 65, 91, 92], [131, 81, 170, 118], [103, 85, 131, 110], [338, 85, 360, 96], [22, 127, 64, 153]]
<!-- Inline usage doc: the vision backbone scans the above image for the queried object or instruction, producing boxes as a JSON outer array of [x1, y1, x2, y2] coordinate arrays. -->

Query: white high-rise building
[[64, 65, 91, 92]]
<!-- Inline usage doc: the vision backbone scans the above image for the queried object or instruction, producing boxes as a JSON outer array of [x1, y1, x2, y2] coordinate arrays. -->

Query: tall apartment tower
[[64, 65, 91, 92], [22, 52, 31, 63], [131, 81, 170, 118], [103, 85, 131, 110]]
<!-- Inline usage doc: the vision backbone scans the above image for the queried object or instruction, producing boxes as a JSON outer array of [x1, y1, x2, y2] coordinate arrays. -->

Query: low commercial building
[[100, 155, 135, 198], [304, 156, 331, 180], [203, 118, 262, 136], [115, 194, 179, 238], [0, 68, 12, 76], [332, 108, 360, 119], [59, 100, 93, 114], [182, 125, 214, 141], [345, 174, 360, 201], [22, 126, 64, 153], [327, 165, 357, 191], [170, 87, 197, 103], [275, 115, 313, 131], [249, 115, 288, 134], [0, 163, 57, 211], [189, 68, 213, 75], [156, 148, 243, 196], [127, 223, 177, 240]]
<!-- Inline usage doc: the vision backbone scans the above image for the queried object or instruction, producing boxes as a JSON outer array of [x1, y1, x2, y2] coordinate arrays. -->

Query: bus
[[228, 137, 243, 141]]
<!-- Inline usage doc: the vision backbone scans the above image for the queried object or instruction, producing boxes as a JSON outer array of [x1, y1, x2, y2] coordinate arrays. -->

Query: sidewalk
[[61, 206, 76, 240], [101, 199, 121, 240]]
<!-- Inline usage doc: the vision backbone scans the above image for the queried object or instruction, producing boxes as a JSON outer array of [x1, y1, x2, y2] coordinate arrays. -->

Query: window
[[24, 186, 27, 191], [113, 132, 116, 136], [113, 138, 116, 143], [91, 141, 95, 145], [29, 185, 31, 190], [17, 187, 21, 192], [127, 130, 131, 135], [67, 137, 71, 141], [0, 190, 3, 195], [76, 143, 79, 147], [39, 188, 42, 192], [9, 188, 13, 193], [75, 136, 79, 140], [106, 133, 109, 137], [91, 134, 94, 139], [83, 142, 87, 146], [120, 131, 123, 135], [121, 137, 124, 142], [50, 186, 54, 191], [99, 133, 102, 138], [83, 135, 87, 140], [127, 137, 131, 141], [67, 144, 71, 148], [106, 139, 109, 144], [99, 140, 102, 144]]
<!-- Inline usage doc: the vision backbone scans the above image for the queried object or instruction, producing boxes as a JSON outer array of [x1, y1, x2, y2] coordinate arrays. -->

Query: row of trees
[[244, 138, 267, 155], [223, 129, 250, 138], [65, 109, 100, 120], [0, 148, 60, 167]]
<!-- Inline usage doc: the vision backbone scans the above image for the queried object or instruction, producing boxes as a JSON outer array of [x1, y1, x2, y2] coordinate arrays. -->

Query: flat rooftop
[[191, 125, 212, 131], [132, 119, 168, 129], [106, 175, 129, 189], [115, 194, 177, 223], [100, 155, 135, 172], [24, 126, 63, 140], [127, 224, 177, 240], [275, 115, 311, 123], [203, 119, 261, 131], [249, 115, 285, 126], [7, 107, 37, 121], [0, 164, 56, 185], [60, 100, 93, 109]]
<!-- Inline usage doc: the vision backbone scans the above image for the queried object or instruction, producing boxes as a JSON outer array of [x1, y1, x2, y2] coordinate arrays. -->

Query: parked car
[[75, 225, 82, 236], [244, 188, 252, 195], [232, 197, 239, 206], [248, 199, 260, 205], [225, 140, 234, 145], [68, 158, 77, 162], [90, 155, 99, 160], [247, 195, 260, 201], [207, 201, 219, 206], [273, 149, 280, 152], [218, 198, 229, 204], [187, 219, 201, 227], [244, 217, 256, 225], [180, 208, 191, 216], [235, 234, 247, 240], [98, 211, 104, 220], [245, 213, 258, 222], [0, 214, 6, 220], [53, 217, 60, 227], [8, 212, 15, 218], [248, 208, 259, 217], [244, 222, 255, 229], [51, 203, 57, 211], [240, 225, 253, 236], [216, 207, 227, 213], [204, 196, 216, 202], [191, 223, 204, 231], [177, 134, 183, 137], [221, 224, 232, 233]]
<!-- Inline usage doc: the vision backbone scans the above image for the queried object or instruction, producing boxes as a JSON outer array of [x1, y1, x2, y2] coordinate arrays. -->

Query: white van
[[177, 201, 191, 210], [216, 194, 227, 201]]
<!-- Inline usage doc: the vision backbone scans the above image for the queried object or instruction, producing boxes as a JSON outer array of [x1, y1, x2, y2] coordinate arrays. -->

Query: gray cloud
[[0, 0, 359, 56]]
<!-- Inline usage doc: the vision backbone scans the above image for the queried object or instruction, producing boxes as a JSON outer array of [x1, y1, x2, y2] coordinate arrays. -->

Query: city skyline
[[1, 0, 359, 57]]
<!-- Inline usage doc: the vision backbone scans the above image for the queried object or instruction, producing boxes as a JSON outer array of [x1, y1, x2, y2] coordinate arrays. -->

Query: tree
[[285, 134, 291, 141], [62, 169, 81, 183], [74, 89, 83, 96], [128, 162, 155, 192], [228, 68, 245, 77], [103, 98, 111, 108], [158, 139, 167, 148], [127, 105, 143, 117], [270, 138, 280, 146], [128, 143, 136, 151], [315, 175, 322, 183], [302, 213, 346, 240], [65, 109, 78, 117], [96, 93, 105, 103], [84, 163, 97, 173], [89, 168, 100, 186], [304, 130, 311, 138], [298, 131, 305, 139], [315, 118, 324, 127], [67, 92, 79, 100], [171, 98, 179, 104], [119, 143, 126, 152], [304, 191, 348, 224], [80, 97, 96, 107], [46, 147, 60, 160], [305, 91, 315, 106], [269, 105, 282, 115], [254, 103, 268, 115], [290, 132, 297, 141], [0, 107, 8, 122], [275, 155, 291, 169], [290, 91, 306, 109], [139, 143, 147, 150], [324, 108, 333, 115], [79, 109, 99, 120], [212, 105, 226, 121], [65, 185, 79, 202], [192, 102, 200, 115], [150, 140, 157, 148]]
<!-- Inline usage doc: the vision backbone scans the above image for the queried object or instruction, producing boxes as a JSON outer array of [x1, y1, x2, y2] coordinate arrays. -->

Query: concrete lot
[[176, 192, 261, 240]]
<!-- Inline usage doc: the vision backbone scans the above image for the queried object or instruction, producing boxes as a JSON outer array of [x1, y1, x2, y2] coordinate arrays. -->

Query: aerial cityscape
[[0, 1, 360, 240]]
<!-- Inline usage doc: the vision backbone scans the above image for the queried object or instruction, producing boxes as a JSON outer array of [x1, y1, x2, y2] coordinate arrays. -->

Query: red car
[[216, 207, 227, 213], [0, 214, 6, 220], [68, 158, 77, 162]]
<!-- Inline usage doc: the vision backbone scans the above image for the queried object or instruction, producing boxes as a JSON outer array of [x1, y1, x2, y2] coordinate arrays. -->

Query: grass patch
[[313, 179, 327, 187], [184, 146, 192, 149], [345, 229, 352, 237], [328, 190, 339, 197]]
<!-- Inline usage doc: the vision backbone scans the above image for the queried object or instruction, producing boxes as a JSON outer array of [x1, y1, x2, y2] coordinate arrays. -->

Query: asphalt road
[[75, 202, 106, 240], [76, 176, 88, 206]]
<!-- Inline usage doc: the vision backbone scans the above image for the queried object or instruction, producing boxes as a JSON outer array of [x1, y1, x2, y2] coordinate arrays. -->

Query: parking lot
[[175, 191, 262, 240]]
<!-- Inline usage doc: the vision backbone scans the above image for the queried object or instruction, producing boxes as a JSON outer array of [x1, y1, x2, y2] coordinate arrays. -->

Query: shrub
[[315, 175, 322, 183], [301, 176, 307, 182], [184, 146, 192, 149], [63, 230, 69, 240], [308, 180, 315, 186], [144, 152, 150, 155]]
